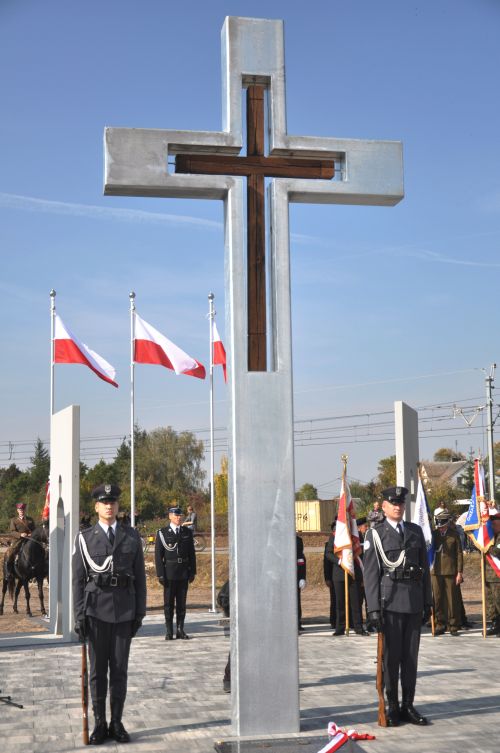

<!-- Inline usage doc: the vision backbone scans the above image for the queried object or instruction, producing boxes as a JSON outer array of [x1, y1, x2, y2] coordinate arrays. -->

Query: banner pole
[[129, 291, 136, 527], [208, 292, 216, 613]]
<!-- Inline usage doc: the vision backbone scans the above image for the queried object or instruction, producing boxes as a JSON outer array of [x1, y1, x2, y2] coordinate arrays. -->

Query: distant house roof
[[420, 461, 468, 490]]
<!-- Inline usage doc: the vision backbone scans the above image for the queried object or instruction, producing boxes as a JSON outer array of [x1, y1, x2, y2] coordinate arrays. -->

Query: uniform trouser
[[297, 586, 302, 627], [334, 576, 363, 631], [327, 582, 336, 627], [383, 611, 421, 703], [432, 574, 460, 630], [86, 617, 132, 719], [163, 578, 189, 624], [485, 579, 500, 621]]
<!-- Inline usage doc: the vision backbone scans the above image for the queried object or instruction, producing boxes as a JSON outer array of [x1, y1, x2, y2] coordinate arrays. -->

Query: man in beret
[[72, 483, 147, 745], [155, 505, 196, 640], [5, 502, 35, 577], [363, 487, 432, 727], [485, 507, 500, 636], [431, 508, 463, 636]]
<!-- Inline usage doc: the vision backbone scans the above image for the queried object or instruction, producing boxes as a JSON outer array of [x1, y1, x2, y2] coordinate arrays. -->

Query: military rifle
[[376, 630, 387, 727], [81, 640, 89, 744]]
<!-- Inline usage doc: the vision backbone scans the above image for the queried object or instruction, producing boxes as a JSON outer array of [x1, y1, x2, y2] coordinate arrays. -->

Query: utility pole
[[485, 364, 496, 500]]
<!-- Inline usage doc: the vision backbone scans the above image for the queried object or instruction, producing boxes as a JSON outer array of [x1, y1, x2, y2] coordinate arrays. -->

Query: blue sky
[[1, 0, 499, 494]]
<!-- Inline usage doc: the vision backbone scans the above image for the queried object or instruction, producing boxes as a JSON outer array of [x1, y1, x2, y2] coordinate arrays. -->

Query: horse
[[0, 523, 49, 617]]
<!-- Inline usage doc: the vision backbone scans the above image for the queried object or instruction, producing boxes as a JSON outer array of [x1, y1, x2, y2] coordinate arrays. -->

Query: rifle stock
[[81, 641, 89, 745], [376, 631, 387, 727]]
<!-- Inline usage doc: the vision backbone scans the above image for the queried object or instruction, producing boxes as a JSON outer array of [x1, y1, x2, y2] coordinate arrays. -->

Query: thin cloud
[[0, 192, 221, 230]]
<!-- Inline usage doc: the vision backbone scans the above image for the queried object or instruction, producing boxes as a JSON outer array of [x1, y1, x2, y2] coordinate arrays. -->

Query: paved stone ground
[[0, 615, 498, 753]]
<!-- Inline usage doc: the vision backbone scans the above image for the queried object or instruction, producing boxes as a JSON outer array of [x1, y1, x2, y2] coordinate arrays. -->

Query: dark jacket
[[364, 519, 432, 615], [72, 523, 147, 624], [155, 525, 196, 581], [296, 535, 306, 583]]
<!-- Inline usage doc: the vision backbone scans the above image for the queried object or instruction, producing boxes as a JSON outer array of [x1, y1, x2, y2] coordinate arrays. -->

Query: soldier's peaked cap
[[382, 486, 408, 504], [16, 502, 26, 509], [169, 506, 183, 515], [92, 483, 121, 502]]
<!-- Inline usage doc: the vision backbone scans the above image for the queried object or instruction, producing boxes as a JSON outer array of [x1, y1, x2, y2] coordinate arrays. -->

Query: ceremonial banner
[[464, 459, 494, 553], [412, 477, 435, 567], [334, 463, 362, 577]]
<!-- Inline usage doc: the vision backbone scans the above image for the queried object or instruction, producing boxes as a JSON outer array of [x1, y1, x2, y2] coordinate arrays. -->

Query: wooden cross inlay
[[175, 85, 335, 371]]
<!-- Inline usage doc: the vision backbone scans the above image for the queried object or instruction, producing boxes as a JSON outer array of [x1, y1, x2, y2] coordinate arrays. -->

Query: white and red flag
[[54, 314, 118, 387], [334, 465, 362, 577], [212, 321, 227, 382], [134, 313, 205, 379]]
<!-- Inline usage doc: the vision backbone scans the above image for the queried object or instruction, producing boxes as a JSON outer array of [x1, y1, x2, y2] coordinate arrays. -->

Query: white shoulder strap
[[158, 529, 177, 551], [371, 528, 406, 570], [78, 532, 113, 574]]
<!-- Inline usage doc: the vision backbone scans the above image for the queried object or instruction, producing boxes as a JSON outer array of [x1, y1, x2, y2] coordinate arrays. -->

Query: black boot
[[486, 619, 500, 636], [109, 699, 130, 743], [400, 692, 428, 725], [176, 618, 189, 639], [89, 705, 108, 745], [165, 618, 174, 640], [386, 695, 399, 727]]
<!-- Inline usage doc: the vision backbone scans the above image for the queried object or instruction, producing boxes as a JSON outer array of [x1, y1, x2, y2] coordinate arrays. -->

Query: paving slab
[[0, 615, 498, 753]]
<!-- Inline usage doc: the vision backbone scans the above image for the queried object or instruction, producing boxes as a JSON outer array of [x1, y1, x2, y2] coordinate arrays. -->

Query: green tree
[[295, 483, 318, 501], [28, 438, 50, 492], [135, 426, 205, 495], [376, 455, 396, 489], [433, 447, 466, 462], [214, 456, 228, 515]]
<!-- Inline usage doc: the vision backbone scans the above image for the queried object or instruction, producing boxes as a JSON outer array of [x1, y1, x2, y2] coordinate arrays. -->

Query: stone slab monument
[[49, 404, 80, 640], [104, 16, 403, 736], [395, 400, 420, 521]]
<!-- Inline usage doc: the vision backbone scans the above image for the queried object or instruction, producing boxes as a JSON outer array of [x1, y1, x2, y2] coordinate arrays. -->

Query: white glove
[[298, 579, 306, 590]]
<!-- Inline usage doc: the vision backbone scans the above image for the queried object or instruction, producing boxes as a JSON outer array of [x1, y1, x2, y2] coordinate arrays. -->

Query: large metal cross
[[104, 16, 403, 738]]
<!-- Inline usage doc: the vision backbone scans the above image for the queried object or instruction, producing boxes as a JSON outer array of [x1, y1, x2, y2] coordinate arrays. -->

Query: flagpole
[[342, 454, 350, 636], [481, 552, 487, 638], [130, 291, 136, 528], [208, 292, 216, 613], [50, 290, 56, 417]]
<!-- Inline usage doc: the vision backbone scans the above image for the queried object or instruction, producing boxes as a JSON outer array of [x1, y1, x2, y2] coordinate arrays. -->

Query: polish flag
[[334, 470, 362, 577], [212, 321, 227, 382], [42, 480, 50, 521], [54, 314, 118, 387], [134, 313, 206, 379]]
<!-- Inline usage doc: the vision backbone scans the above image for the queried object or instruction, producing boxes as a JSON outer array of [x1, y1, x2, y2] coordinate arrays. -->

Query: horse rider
[[72, 483, 147, 745], [364, 486, 432, 727], [5, 502, 35, 577]]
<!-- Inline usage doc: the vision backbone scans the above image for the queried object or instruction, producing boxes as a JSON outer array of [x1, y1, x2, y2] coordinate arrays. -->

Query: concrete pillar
[[49, 405, 80, 640], [394, 401, 419, 520]]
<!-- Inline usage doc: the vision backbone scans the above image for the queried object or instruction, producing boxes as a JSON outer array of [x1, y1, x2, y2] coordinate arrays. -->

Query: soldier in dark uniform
[[72, 483, 147, 745], [431, 508, 463, 636], [323, 522, 337, 628], [297, 534, 307, 631], [325, 521, 366, 636], [485, 508, 500, 636], [364, 486, 432, 727], [5, 502, 35, 577], [155, 505, 196, 640]]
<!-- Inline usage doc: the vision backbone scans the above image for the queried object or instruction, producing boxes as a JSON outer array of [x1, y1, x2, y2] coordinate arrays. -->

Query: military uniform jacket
[[324, 532, 357, 582], [72, 523, 147, 624], [486, 532, 500, 583], [431, 528, 463, 576], [364, 520, 432, 615], [9, 516, 35, 535], [155, 525, 196, 581]]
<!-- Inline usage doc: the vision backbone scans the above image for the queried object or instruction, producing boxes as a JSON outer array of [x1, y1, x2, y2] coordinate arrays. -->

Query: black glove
[[325, 579, 333, 589], [74, 619, 87, 642], [368, 611, 383, 632], [188, 574, 195, 584], [422, 605, 432, 623], [158, 576, 165, 585], [131, 618, 143, 638]]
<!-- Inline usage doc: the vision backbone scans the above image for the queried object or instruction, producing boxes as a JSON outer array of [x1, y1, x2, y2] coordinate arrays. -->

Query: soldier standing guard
[[5, 502, 35, 577], [431, 508, 463, 636], [155, 505, 196, 640], [72, 484, 147, 745], [364, 487, 432, 727]]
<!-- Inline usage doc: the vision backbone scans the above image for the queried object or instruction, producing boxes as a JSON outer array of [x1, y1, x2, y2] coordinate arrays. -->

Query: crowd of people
[[3, 481, 500, 742]]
